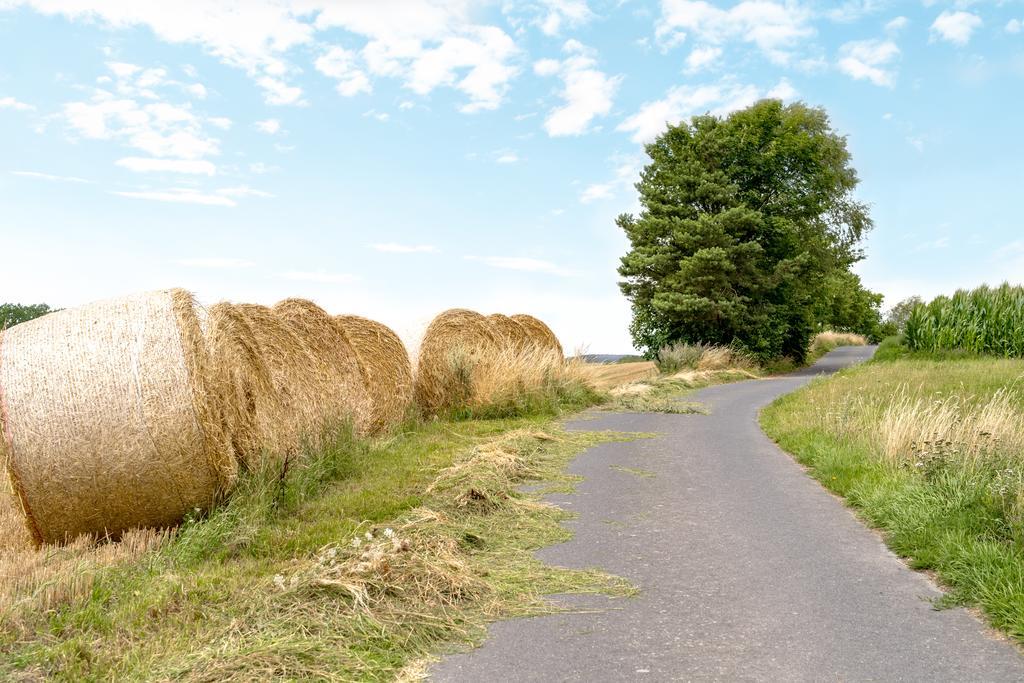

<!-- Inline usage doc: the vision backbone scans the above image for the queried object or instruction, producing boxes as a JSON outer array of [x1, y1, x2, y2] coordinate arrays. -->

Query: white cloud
[[617, 79, 760, 143], [112, 188, 236, 207], [885, 16, 908, 34], [363, 109, 390, 122], [0, 96, 34, 111], [254, 118, 282, 134], [465, 255, 575, 276], [255, 76, 305, 106], [249, 162, 277, 174], [62, 63, 223, 161], [185, 82, 207, 99], [580, 182, 614, 203], [315, 46, 372, 96], [279, 270, 359, 284], [11, 170, 91, 183], [9, 1, 524, 111], [370, 243, 440, 253], [684, 45, 722, 73], [931, 10, 982, 46], [535, 0, 594, 36], [535, 40, 621, 137], [207, 116, 232, 129], [766, 78, 798, 99], [656, 0, 813, 64], [176, 257, 255, 268], [216, 185, 274, 198], [399, 100, 415, 110], [495, 152, 519, 163], [116, 157, 216, 175], [579, 155, 641, 203], [1006, 19, 1022, 35], [837, 39, 900, 87]]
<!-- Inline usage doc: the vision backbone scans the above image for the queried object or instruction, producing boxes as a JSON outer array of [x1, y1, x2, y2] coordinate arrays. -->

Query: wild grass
[[654, 342, 758, 375], [1, 416, 635, 680], [906, 283, 1024, 357], [807, 331, 868, 361], [762, 355, 1024, 641], [430, 345, 599, 420]]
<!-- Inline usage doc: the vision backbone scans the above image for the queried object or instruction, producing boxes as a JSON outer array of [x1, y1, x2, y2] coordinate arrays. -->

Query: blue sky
[[1, 1, 1022, 352]]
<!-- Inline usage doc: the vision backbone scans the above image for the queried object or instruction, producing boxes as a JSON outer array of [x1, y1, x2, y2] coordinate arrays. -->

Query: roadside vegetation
[[2, 396, 635, 680], [763, 346, 1024, 641]]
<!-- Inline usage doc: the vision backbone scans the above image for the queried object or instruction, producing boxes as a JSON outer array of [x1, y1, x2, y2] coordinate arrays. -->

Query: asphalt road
[[432, 346, 1024, 682]]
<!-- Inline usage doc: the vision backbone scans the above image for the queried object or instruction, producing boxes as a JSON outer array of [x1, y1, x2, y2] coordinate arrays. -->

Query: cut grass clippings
[[761, 354, 1024, 642], [2, 417, 637, 681]]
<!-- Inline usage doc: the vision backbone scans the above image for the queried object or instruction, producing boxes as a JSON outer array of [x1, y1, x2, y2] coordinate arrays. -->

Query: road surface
[[433, 346, 1024, 681]]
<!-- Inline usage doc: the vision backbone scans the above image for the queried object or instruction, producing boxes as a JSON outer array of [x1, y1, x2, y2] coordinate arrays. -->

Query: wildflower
[[383, 528, 395, 538], [351, 537, 362, 548], [365, 531, 374, 541], [273, 574, 286, 591]]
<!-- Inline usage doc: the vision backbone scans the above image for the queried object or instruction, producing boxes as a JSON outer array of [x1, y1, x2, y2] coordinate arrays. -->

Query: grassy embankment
[[763, 342, 1024, 641]]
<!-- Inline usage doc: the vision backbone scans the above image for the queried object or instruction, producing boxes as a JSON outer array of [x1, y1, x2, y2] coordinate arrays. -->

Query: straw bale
[[510, 314, 563, 357], [414, 309, 499, 415], [204, 303, 279, 466], [0, 289, 236, 545], [271, 299, 372, 438], [486, 314, 532, 352], [336, 315, 413, 433]]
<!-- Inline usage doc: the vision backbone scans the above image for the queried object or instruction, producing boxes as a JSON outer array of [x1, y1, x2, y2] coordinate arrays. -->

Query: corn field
[[905, 283, 1024, 356]]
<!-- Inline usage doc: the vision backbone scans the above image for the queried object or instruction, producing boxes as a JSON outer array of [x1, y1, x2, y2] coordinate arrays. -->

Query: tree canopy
[[617, 99, 874, 361], [0, 303, 54, 330]]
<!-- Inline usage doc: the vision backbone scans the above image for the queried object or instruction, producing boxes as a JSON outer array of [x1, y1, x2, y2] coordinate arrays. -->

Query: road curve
[[433, 346, 1024, 681]]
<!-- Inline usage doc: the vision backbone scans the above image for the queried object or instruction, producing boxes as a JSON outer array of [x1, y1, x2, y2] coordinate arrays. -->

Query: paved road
[[433, 346, 1024, 681]]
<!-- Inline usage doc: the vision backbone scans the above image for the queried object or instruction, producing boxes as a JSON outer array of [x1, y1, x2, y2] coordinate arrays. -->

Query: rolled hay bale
[[414, 309, 499, 415], [271, 299, 373, 439], [203, 303, 279, 467], [336, 315, 413, 433], [0, 289, 236, 545], [486, 313, 532, 353], [510, 314, 563, 357]]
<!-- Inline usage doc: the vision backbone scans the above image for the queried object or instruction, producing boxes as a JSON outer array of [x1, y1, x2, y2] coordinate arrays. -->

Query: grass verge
[[2, 413, 638, 681], [761, 354, 1024, 641]]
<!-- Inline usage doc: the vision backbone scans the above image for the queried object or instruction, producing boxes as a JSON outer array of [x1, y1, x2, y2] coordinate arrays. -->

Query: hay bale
[[486, 314, 531, 352], [204, 303, 279, 467], [336, 315, 413, 433], [511, 314, 563, 357], [414, 309, 499, 415], [271, 299, 372, 438], [0, 289, 236, 545]]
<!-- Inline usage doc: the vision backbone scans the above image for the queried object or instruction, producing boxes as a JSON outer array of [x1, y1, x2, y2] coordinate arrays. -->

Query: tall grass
[[654, 342, 757, 374], [762, 357, 1024, 641], [434, 345, 598, 419], [905, 283, 1024, 357]]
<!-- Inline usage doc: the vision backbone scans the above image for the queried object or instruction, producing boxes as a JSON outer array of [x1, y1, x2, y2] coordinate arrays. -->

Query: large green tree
[[617, 99, 872, 362], [0, 303, 53, 329]]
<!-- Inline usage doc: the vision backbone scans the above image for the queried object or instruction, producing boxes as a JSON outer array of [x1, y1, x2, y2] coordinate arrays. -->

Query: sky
[[1, 0, 1023, 353]]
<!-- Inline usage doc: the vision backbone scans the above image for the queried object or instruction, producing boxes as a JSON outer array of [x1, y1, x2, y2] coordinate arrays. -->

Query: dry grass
[[808, 331, 868, 361], [580, 361, 658, 390]]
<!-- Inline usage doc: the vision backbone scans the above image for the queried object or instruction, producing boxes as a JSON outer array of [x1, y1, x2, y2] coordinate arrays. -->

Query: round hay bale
[[271, 299, 372, 438], [0, 289, 236, 545], [486, 314, 532, 353], [511, 314, 563, 357], [204, 303, 278, 467], [336, 315, 413, 434], [414, 309, 499, 415]]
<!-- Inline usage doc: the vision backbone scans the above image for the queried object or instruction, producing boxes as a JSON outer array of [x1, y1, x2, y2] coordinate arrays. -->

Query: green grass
[[2, 392, 644, 680], [761, 354, 1024, 641]]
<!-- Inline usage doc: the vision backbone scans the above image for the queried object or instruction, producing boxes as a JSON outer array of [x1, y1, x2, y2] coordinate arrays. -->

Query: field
[[762, 353, 1024, 640]]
